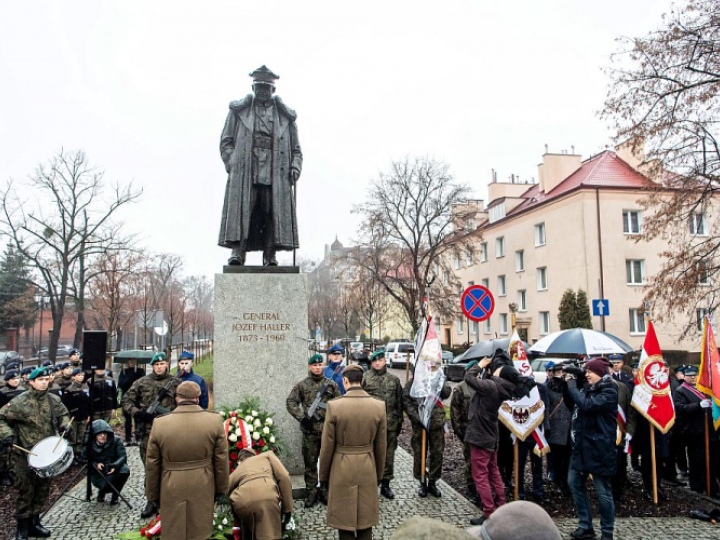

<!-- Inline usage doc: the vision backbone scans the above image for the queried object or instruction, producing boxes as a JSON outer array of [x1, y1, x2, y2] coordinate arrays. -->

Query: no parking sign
[[461, 285, 495, 322]]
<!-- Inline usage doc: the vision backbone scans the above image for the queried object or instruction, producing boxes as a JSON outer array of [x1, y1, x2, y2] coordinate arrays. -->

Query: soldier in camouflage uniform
[[61, 368, 90, 457], [362, 350, 403, 499], [0, 370, 25, 488], [56, 363, 74, 392], [0, 367, 71, 540], [121, 352, 179, 518], [450, 366, 479, 505], [402, 364, 451, 498], [90, 367, 118, 422], [286, 353, 340, 508]]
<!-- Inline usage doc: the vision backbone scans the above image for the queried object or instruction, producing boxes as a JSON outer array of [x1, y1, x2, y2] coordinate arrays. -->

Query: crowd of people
[[0, 343, 717, 540]]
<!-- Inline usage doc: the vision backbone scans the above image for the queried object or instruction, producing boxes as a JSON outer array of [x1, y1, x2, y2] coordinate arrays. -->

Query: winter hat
[[585, 357, 610, 378], [475, 501, 561, 540], [176, 381, 201, 399]]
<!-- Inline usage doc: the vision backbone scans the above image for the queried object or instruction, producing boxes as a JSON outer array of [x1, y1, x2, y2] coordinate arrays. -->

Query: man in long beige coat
[[320, 365, 387, 540], [145, 382, 229, 540], [229, 448, 294, 540]]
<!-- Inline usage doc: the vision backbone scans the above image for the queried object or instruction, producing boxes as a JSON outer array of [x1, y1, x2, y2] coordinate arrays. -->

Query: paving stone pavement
[[41, 445, 719, 539]]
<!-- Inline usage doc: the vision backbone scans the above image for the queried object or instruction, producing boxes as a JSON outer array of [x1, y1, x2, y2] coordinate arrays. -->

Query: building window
[[496, 237, 505, 258], [699, 261, 710, 285], [481, 278, 489, 288], [626, 259, 645, 285], [456, 317, 464, 334], [690, 212, 707, 236], [498, 275, 506, 296], [499, 313, 508, 335], [444, 271, 450, 286], [629, 309, 646, 334], [483, 317, 491, 334], [539, 311, 550, 335], [454, 253, 461, 270], [623, 210, 641, 234], [537, 267, 548, 291], [473, 320, 479, 337], [535, 223, 546, 247], [697, 308, 710, 331], [515, 250, 525, 272], [480, 242, 488, 262], [518, 290, 527, 312], [466, 249, 474, 266]]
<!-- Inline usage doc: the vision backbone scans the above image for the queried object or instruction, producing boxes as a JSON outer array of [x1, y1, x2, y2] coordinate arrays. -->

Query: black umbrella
[[462, 338, 530, 362]]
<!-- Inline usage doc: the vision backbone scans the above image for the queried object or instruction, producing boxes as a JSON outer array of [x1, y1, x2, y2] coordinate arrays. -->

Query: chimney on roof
[[538, 149, 582, 194]]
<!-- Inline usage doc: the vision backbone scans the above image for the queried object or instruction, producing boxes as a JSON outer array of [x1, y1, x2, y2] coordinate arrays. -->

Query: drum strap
[[47, 394, 59, 435]]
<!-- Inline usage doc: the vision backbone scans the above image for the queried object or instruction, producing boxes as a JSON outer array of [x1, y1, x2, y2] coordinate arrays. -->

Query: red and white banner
[[630, 320, 675, 434], [499, 332, 546, 448], [698, 314, 720, 430], [616, 405, 627, 446]]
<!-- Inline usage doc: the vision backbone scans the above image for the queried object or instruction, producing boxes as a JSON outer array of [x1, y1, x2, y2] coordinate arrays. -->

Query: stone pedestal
[[214, 271, 308, 474]]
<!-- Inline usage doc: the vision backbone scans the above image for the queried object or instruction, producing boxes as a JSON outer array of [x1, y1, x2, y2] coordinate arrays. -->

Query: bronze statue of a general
[[219, 66, 302, 266]]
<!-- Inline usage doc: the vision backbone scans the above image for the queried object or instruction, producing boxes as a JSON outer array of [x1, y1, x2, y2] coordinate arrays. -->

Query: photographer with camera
[[562, 357, 618, 540]]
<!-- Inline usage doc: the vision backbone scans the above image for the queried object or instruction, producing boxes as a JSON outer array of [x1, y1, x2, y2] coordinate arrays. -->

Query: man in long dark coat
[[219, 65, 302, 266]]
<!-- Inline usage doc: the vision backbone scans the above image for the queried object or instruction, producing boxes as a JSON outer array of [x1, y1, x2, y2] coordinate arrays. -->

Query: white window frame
[[454, 253, 461, 270], [623, 210, 642, 235], [480, 242, 488, 262], [483, 317, 491, 334], [698, 261, 710, 286], [690, 212, 707, 236], [535, 223, 546, 247], [518, 290, 527, 312], [629, 309, 646, 335], [456, 316, 464, 334], [472, 320, 479, 337], [444, 271, 450, 286], [515, 250, 525, 272], [481, 278, 489, 289], [697, 308, 710, 332], [498, 275, 506, 296], [626, 259, 645, 285], [499, 313, 508, 335], [496, 237, 505, 258], [466, 249, 474, 266], [537, 267, 548, 291], [539, 311, 550, 335]]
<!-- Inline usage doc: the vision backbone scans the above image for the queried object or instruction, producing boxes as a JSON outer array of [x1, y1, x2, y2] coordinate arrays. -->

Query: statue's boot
[[228, 245, 246, 266], [263, 248, 278, 266]]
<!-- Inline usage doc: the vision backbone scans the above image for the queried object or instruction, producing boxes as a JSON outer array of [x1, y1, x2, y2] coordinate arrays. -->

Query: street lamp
[[34, 292, 49, 360]]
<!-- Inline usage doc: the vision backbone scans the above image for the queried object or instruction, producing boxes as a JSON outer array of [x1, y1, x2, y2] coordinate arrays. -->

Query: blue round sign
[[461, 285, 495, 322]]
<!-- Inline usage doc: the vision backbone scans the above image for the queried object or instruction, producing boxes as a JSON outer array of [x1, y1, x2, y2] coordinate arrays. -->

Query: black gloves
[[214, 493, 224, 504], [282, 512, 292, 527], [1, 436, 14, 449], [135, 410, 154, 423], [60, 425, 72, 437], [300, 417, 313, 431]]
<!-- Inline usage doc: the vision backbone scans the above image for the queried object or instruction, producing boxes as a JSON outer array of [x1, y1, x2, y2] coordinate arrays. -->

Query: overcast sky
[[0, 0, 672, 279]]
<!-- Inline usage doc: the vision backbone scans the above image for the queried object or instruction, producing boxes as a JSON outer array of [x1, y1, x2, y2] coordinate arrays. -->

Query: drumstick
[[12, 444, 37, 457], [52, 417, 74, 453]]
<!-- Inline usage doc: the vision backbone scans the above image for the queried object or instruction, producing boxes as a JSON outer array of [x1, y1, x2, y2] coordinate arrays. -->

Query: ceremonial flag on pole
[[498, 331, 547, 454], [410, 302, 446, 430], [698, 314, 720, 430], [630, 320, 675, 434]]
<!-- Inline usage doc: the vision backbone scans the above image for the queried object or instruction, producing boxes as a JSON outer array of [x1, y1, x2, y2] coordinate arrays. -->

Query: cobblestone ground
[[41, 446, 719, 540]]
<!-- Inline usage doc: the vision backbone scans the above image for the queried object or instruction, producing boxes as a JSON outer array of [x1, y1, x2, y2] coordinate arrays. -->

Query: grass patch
[[193, 353, 214, 385]]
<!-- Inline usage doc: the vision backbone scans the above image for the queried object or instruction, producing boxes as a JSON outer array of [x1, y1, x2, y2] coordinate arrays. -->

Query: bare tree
[[350, 266, 392, 342], [602, 0, 720, 334], [0, 149, 140, 360], [352, 157, 474, 333]]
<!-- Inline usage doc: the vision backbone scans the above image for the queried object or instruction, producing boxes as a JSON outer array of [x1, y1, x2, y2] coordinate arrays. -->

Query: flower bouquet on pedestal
[[116, 515, 161, 539]]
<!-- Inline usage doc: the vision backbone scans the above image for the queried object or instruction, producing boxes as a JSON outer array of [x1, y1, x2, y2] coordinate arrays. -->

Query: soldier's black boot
[[318, 483, 329, 505], [141, 500, 157, 519], [15, 518, 29, 540], [417, 481, 428, 498], [428, 479, 442, 498], [304, 490, 318, 509], [29, 515, 51, 538], [380, 479, 395, 500]]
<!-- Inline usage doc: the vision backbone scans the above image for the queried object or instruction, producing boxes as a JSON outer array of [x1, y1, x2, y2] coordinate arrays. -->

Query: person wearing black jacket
[[563, 357, 618, 540], [118, 360, 145, 445], [81, 419, 130, 504]]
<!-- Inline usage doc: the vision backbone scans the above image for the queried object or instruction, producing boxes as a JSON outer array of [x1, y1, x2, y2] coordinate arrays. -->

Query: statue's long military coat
[[145, 404, 229, 540], [219, 95, 302, 251]]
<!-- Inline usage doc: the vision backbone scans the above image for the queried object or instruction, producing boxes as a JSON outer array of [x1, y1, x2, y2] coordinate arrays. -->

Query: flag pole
[[513, 439, 519, 500], [650, 425, 658, 505], [421, 428, 427, 489], [705, 412, 711, 496]]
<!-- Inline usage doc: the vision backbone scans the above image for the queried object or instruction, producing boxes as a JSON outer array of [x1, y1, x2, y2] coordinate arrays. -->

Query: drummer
[[0, 366, 71, 539]]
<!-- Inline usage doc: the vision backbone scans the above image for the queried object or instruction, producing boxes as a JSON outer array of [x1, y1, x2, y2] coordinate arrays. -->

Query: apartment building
[[440, 148, 704, 355]]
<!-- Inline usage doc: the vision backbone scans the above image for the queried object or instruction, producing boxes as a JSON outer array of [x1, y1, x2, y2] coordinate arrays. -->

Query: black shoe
[[570, 527, 596, 540], [110, 493, 119, 505], [600, 533, 613, 540], [318, 486, 329, 505], [428, 480, 442, 498], [28, 516, 51, 538], [418, 482, 428, 498], [469, 515, 488, 526], [15, 518, 29, 540], [97, 490, 106, 503], [380, 480, 395, 500], [0, 472, 12, 487], [141, 501, 157, 519], [663, 476, 683, 486], [304, 491, 318, 509]]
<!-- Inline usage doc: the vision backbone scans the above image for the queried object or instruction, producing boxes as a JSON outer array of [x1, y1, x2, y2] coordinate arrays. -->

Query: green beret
[[28, 367, 51, 380], [370, 351, 385, 361], [150, 352, 167, 365], [308, 354, 324, 365]]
